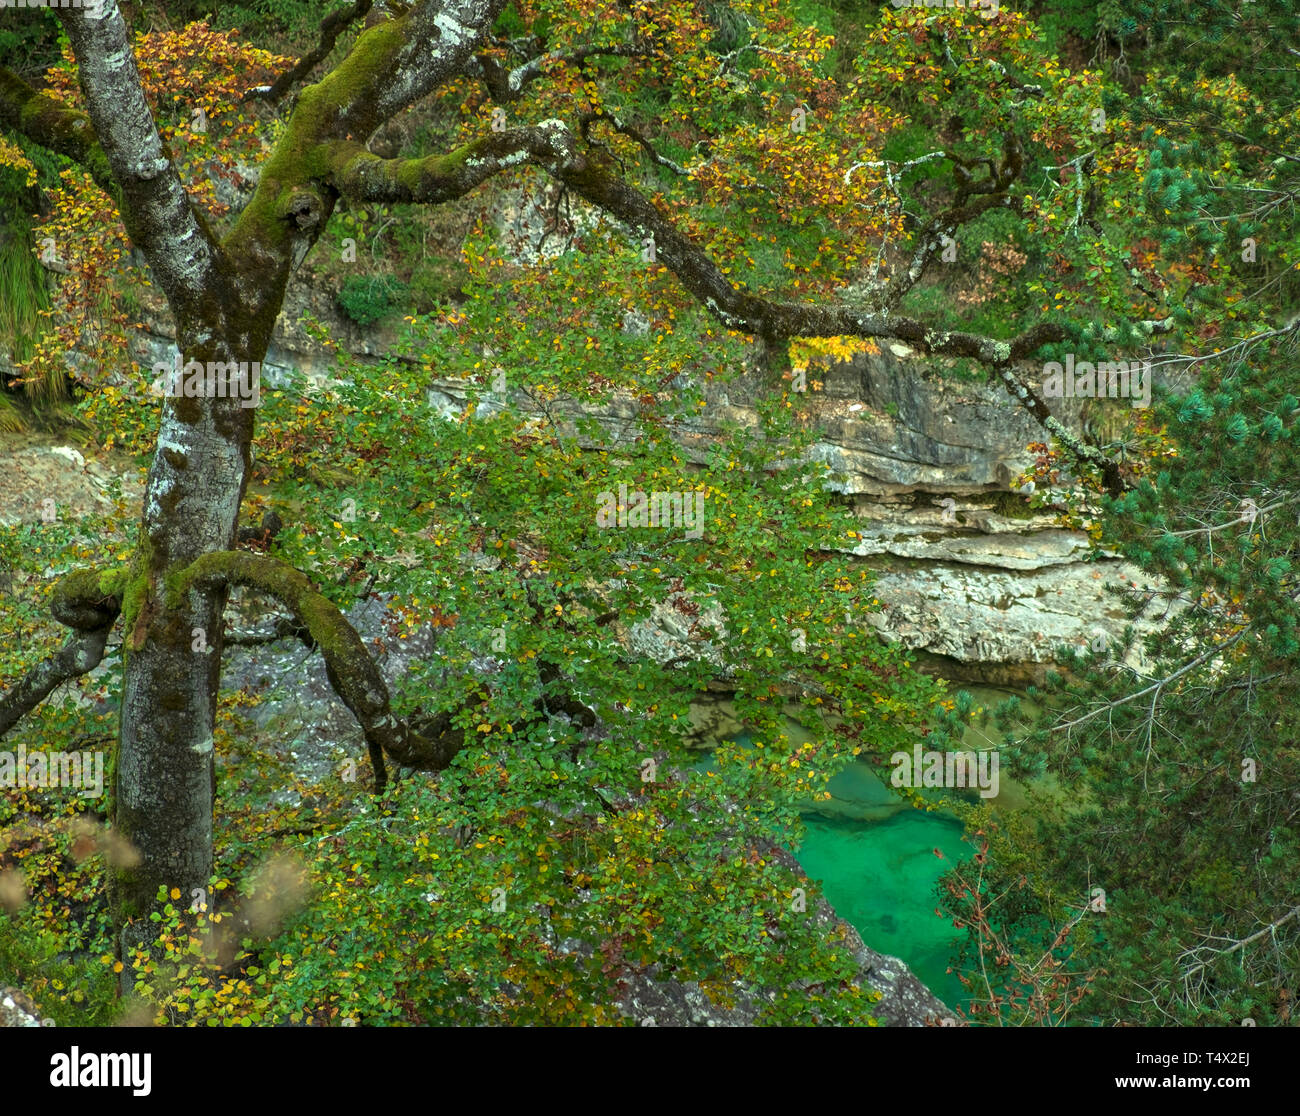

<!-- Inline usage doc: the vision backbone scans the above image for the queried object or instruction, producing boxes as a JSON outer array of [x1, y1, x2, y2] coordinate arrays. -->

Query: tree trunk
[[109, 332, 262, 977]]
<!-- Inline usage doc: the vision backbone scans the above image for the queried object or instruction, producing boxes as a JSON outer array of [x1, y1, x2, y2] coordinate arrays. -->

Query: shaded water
[[699, 685, 1044, 1013]]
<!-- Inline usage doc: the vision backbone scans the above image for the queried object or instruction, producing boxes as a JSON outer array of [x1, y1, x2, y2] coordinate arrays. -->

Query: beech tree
[[0, 0, 1171, 998]]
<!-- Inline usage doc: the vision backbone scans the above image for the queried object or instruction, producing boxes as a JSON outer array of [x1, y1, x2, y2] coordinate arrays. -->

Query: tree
[[1, 0, 1172, 1015]]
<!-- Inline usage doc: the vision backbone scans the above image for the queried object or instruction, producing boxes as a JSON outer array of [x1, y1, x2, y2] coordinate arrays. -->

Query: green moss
[[117, 537, 155, 652], [98, 568, 129, 597], [50, 567, 123, 631], [989, 490, 1039, 520], [108, 861, 145, 926], [104, 737, 118, 829], [53, 567, 110, 608], [316, 19, 409, 124], [168, 551, 387, 718]]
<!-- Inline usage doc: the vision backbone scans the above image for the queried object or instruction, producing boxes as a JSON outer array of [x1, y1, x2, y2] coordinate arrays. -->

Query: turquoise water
[[795, 804, 971, 1011], [700, 712, 1027, 1013], [696, 688, 1050, 1014]]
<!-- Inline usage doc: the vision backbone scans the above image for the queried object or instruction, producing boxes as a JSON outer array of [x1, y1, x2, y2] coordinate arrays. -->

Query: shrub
[[337, 275, 404, 327]]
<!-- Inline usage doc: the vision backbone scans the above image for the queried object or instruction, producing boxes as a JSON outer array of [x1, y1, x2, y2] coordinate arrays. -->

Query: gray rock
[[487, 180, 602, 266], [0, 442, 142, 529], [0, 987, 48, 1027]]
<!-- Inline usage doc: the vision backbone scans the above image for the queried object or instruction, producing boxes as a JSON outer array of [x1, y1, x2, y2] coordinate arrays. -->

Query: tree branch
[[324, 119, 1140, 486], [991, 363, 1128, 497], [0, 67, 120, 203], [1048, 627, 1250, 736], [580, 110, 690, 176], [352, 0, 510, 138], [1180, 905, 1300, 984], [475, 41, 648, 103], [170, 552, 477, 788], [247, 0, 375, 104], [223, 0, 507, 316], [57, 3, 219, 320], [328, 121, 1060, 358], [223, 613, 315, 649], [0, 569, 121, 740]]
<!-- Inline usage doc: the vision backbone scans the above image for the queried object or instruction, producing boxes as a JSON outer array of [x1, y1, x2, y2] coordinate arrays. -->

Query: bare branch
[[1048, 627, 1250, 737], [476, 41, 648, 102], [0, 630, 113, 740], [1180, 905, 1300, 984], [581, 110, 690, 176], [247, 0, 375, 104], [991, 363, 1128, 497]]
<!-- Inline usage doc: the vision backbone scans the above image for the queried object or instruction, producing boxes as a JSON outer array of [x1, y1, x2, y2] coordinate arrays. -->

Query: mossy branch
[[326, 120, 1065, 361], [170, 551, 473, 789], [0, 67, 121, 207], [992, 364, 1127, 497], [323, 130, 546, 204], [326, 119, 1130, 490], [0, 568, 122, 740]]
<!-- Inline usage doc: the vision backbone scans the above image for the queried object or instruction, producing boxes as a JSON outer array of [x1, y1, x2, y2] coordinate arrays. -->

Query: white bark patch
[[433, 11, 473, 48], [156, 435, 189, 457], [64, 5, 217, 310]]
